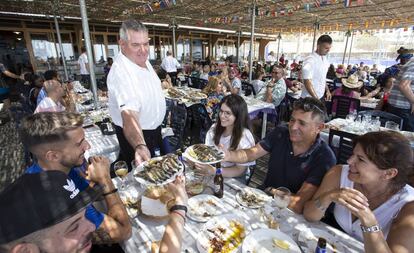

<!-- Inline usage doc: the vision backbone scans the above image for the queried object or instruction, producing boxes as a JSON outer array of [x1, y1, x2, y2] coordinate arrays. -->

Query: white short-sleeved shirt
[[205, 124, 256, 168], [107, 51, 166, 130], [78, 53, 89, 75], [161, 56, 180, 73], [301, 52, 330, 99], [231, 78, 242, 95], [34, 97, 65, 113]]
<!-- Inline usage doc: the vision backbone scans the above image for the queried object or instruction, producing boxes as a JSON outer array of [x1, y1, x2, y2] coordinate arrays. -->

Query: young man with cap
[[0, 171, 100, 253], [20, 112, 132, 243]]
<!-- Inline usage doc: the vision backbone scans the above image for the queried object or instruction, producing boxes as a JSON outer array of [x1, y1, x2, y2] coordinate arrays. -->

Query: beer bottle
[[213, 163, 223, 198], [315, 237, 327, 253]]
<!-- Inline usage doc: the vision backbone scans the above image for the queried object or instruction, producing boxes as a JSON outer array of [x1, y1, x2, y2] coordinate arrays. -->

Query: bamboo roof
[[0, 0, 413, 34]]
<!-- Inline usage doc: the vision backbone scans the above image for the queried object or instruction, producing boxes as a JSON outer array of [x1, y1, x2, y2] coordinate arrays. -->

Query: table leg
[[261, 112, 268, 139]]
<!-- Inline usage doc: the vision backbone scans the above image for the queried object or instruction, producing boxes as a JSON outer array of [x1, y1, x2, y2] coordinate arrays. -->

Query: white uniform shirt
[[34, 97, 65, 113], [78, 53, 89, 75], [161, 56, 180, 73], [301, 52, 329, 99], [107, 51, 166, 130], [267, 55, 277, 64], [205, 124, 255, 168]]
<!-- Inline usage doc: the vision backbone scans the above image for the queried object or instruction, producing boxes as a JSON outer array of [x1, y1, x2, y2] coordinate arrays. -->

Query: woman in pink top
[[331, 75, 362, 115]]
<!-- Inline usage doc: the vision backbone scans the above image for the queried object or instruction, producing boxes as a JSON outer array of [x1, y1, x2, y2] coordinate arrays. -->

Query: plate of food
[[187, 194, 226, 223], [235, 187, 272, 208], [298, 228, 345, 253], [242, 228, 301, 253], [183, 144, 224, 164], [197, 213, 248, 253], [133, 154, 184, 186], [188, 90, 207, 100], [165, 87, 187, 100]]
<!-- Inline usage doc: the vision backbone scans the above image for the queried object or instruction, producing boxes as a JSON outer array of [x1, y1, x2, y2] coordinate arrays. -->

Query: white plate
[[183, 144, 224, 165], [197, 213, 248, 253], [187, 194, 226, 223], [242, 228, 301, 253], [133, 156, 184, 186], [298, 228, 346, 253], [235, 187, 271, 209]]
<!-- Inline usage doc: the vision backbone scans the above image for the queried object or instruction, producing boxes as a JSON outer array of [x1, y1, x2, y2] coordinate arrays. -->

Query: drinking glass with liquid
[[114, 161, 129, 190]]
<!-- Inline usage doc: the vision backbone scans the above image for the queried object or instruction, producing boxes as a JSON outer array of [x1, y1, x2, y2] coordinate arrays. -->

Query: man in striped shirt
[[388, 56, 414, 131]]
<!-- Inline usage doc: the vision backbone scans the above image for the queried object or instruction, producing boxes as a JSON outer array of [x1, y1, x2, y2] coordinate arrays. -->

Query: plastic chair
[[168, 102, 187, 151], [358, 110, 403, 130], [189, 76, 208, 90], [328, 129, 358, 164], [241, 81, 256, 96], [331, 95, 361, 119], [185, 103, 212, 145]]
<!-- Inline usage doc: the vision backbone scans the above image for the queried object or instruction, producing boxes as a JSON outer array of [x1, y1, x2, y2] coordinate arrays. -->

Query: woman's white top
[[205, 124, 256, 168], [334, 165, 414, 241]]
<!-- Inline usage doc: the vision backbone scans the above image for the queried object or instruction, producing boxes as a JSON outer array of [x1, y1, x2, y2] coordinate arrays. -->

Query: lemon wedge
[[273, 239, 290, 250]]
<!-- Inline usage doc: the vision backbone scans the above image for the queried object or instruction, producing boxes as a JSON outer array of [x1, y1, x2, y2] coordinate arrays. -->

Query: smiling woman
[[303, 131, 414, 253], [194, 94, 255, 183]]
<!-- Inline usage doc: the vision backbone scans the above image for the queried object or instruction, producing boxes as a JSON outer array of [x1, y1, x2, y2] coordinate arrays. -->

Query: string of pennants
[[122, 0, 182, 16], [260, 18, 414, 34], [204, 0, 364, 24]]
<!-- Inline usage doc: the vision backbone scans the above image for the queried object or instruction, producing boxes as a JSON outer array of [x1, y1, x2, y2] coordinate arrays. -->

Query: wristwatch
[[360, 224, 381, 233]]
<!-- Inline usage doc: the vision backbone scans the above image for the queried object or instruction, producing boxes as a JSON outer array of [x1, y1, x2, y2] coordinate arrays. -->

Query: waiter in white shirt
[[78, 47, 90, 88], [107, 19, 166, 166], [161, 51, 180, 86], [301, 35, 332, 101]]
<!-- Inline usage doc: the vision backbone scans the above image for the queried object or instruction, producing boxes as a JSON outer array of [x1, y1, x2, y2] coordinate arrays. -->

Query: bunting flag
[[344, 0, 352, 7], [314, 0, 321, 8], [304, 3, 311, 11]]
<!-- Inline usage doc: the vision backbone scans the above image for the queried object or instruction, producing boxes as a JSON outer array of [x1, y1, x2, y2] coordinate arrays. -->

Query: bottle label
[[214, 184, 221, 193]]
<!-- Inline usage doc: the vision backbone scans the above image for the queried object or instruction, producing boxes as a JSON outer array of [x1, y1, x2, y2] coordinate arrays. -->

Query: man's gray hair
[[119, 19, 148, 41]]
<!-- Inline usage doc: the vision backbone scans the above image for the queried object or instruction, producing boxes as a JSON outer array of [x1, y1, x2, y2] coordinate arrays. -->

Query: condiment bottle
[[315, 237, 327, 253], [213, 163, 223, 198]]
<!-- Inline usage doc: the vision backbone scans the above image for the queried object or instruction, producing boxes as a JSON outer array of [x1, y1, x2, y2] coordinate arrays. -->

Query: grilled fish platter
[[134, 154, 184, 185], [184, 144, 225, 164], [166, 87, 187, 99]]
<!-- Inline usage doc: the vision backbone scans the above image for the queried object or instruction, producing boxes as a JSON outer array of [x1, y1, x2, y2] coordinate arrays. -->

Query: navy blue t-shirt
[[25, 163, 104, 229], [259, 126, 336, 193]]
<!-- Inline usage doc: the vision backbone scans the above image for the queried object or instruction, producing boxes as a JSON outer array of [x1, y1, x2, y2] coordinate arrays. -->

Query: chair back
[[358, 110, 403, 130], [168, 102, 187, 151], [189, 76, 208, 90], [328, 129, 358, 164], [331, 95, 361, 119], [241, 81, 256, 96], [186, 103, 212, 144]]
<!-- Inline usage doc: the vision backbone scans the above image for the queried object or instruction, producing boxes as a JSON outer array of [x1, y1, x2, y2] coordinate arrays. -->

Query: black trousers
[[115, 125, 164, 170], [168, 71, 177, 86]]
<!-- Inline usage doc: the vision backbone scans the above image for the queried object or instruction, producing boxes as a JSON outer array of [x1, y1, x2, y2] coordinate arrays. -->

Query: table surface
[[115, 177, 364, 253]]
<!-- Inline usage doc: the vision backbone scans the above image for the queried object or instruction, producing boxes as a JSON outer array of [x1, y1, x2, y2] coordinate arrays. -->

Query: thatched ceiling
[[0, 0, 413, 34]]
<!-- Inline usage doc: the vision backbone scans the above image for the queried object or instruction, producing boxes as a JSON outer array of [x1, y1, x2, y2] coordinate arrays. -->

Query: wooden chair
[[328, 129, 358, 164]]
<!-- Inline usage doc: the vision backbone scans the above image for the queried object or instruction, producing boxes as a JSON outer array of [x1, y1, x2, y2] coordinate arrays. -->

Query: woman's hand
[[194, 163, 215, 176], [327, 187, 377, 226]]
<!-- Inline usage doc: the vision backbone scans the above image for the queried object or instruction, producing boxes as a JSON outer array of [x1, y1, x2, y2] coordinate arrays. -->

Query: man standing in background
[[161, 51, 180, 86], [301, 35, 332, 101], [78, 47, 90, 89]]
